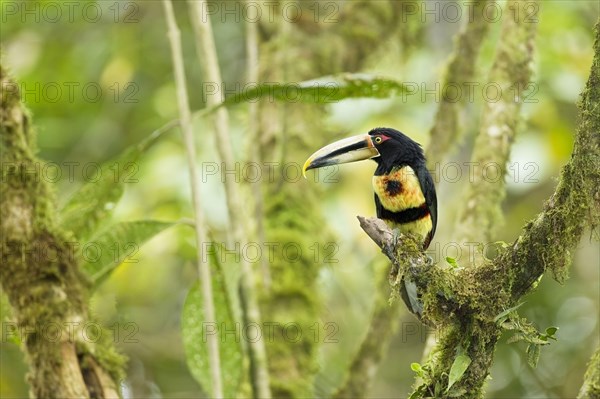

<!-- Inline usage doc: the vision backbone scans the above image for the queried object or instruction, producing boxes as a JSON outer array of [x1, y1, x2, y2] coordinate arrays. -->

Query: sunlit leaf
[[182, 255, 243, 398], [197, 74, 407, 117], [78, 220, 175, 285], [411, 362, 422, 372], [59, 125, 172, 241], [446, 354, 471, 392], [445, 256, 459, 268]]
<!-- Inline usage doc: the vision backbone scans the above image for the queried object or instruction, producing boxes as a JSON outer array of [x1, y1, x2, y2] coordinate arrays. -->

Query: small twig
[[356, 216, 431, 296], [356, 216, 395, 251], [161, 1, 223, 397], [188, 1, 272, 397]]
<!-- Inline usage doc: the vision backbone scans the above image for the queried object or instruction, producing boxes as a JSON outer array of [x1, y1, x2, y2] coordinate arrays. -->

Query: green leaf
[[59, 173, 124, 242], [207, 242, 243, 326], [182, 261, 243, 398], [79, 220, 175, 285], [411, 362, 423, 372], [410, 362, 426, 379], [491, 240, 510, 249], [526, 344, 541, 368], [445, 256, 459, 268], [545, 326, 558, 337], [446, 354, 471, 392], [493, 302, 526, 324], [408, 384, 426, 399], [59, 126, 170, 241], [200, 74, 407, 113]]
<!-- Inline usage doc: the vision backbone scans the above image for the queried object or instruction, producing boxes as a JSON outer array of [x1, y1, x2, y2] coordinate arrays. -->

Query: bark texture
[[1, 65, 122, 398]]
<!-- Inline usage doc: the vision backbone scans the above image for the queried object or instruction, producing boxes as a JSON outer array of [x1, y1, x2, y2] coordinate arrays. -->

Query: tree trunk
[[1, 65, 122, 399]]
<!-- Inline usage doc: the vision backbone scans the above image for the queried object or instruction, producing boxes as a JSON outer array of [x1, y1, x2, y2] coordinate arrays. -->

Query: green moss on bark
[[1, 64, 123, 398], [426, 0, 494, 165], [578, 347, 600, 399], [259, 185, 327, 397], [500, 20, 600, 298]]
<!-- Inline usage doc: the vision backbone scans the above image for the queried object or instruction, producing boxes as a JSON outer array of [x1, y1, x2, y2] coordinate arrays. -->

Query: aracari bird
[[303, 127, 437, 316]]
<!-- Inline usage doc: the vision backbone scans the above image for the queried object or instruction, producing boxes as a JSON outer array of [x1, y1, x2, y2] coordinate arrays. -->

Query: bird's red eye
[[374, 135, 390, 144]]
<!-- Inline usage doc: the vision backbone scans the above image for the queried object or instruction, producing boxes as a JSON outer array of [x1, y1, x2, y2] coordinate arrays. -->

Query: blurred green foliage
[[1, 1, 598, 398]]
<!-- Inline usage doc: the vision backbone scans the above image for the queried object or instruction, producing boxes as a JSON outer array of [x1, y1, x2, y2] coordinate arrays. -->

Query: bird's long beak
[[303, 133, 380, 178]]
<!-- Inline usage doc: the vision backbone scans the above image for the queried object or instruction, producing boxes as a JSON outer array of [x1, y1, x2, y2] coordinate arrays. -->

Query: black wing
[[415, 164, 437, 244], [374, 191, 384, 219]]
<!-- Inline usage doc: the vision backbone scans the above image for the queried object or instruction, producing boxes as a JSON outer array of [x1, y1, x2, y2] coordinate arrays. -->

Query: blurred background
[[1, 0, 598, 398]]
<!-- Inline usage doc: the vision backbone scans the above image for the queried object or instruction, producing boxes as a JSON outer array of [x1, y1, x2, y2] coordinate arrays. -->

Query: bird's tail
[[399, 277, 424, 318]]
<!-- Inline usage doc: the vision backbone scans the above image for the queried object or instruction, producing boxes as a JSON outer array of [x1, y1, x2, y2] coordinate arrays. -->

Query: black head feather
[[368, 127, 426, 174]]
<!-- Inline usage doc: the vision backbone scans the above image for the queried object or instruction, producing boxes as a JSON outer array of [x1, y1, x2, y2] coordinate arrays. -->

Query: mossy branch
[[498, 19, 600, 299], [455, 0, 539, 247], [1, 66, 121, 397], [425, 0, 494, 166], [358, 18, 600, 399], [578, 346, 600, 399]]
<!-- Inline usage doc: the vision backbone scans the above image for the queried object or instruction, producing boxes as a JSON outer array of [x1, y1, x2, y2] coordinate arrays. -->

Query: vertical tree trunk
[[1, 65, 121, 399]]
